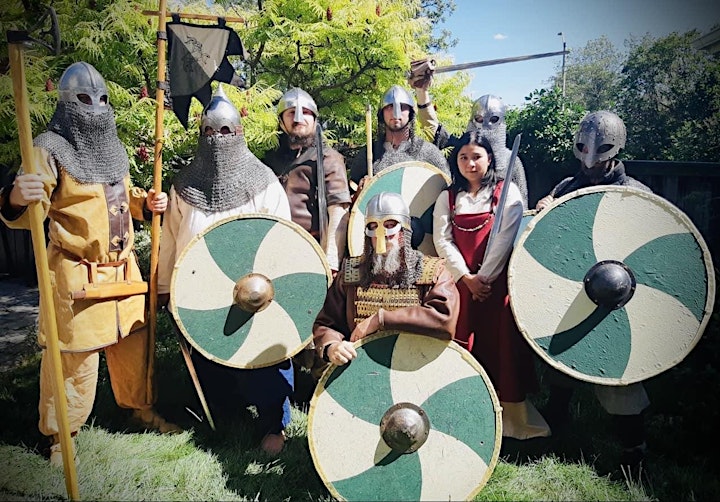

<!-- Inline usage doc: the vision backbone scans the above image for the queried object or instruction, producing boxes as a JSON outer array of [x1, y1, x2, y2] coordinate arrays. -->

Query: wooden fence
[[526, 160, 720, 263]]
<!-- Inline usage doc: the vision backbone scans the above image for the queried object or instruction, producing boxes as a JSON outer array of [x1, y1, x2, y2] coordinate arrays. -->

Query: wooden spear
[[7, 24, 80, 501], [365, 104, 373, 178]]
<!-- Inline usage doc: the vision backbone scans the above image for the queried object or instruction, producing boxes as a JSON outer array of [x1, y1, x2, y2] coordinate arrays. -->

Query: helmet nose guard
[[277, 87, 318, 124], [58, 61, 109, 115], [201, 85, 242, 135], [381, 85, 415, 120], [573, 111, 626, 168]]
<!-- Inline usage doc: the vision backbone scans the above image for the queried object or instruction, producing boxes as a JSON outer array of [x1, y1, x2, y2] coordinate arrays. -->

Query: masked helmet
[[573, 111, 626, 169], [57, 61, 109, 115], [200, 85, 241, 135], [467, 94, 505, 132], [277, 87, 318, 124], [380, 85, 415, 120], [364, 192, 411, 254]]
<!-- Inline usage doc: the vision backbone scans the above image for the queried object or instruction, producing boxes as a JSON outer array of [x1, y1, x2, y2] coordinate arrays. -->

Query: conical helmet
[[58, 61, 109, 115], [200, 85, 241, 134]]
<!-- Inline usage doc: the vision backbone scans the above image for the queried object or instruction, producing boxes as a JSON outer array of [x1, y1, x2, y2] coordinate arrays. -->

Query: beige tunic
[[0, 146, 148, 352]]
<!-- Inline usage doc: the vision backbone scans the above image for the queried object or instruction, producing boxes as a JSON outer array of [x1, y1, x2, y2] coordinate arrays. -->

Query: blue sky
[[433, 0, 720, 107]]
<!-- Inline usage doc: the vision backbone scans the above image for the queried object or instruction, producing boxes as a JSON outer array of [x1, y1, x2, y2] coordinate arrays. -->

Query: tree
[[236, 0, 433, 150], [185, 0, 472, 157], [618, 31, 720, 161], [549, 35, 624, 112], [506, 87, 585, 204], [0, 0, 473, 186], [419, 0, 457, 52], [0, 0, 198, 188]]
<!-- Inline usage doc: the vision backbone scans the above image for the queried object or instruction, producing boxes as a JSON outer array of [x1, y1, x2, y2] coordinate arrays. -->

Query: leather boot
[[501, 400, 552, 440], [49, 432, 77, 468], [131, 408, 182, 433]]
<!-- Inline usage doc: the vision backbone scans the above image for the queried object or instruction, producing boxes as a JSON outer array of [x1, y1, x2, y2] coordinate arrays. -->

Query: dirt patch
[[0, 277, 40, 372]]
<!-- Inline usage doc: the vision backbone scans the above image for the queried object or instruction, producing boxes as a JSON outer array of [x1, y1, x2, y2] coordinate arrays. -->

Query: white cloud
[[493, 33, 508, 40]]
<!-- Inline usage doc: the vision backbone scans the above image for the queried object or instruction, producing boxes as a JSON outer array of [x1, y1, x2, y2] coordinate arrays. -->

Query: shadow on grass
[[2, 306, 718, 500]]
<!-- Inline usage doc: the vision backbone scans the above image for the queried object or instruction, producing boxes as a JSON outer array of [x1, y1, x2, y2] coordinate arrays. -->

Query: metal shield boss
[[308, 331, 502, 501], [170, 214, 332, 369], [348, 161, 450, 257], [509, 186, 715, 385]]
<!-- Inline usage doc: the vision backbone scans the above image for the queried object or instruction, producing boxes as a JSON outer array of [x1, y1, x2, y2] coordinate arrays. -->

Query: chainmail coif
[[33, 102, 129, 184], [172, 133, 277, 212], [372, 114, 449, 177]]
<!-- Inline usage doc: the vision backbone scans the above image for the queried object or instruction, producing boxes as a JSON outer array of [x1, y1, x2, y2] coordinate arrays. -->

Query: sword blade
[[483, 134, 522, 266], [434, 50, 568, 74], [315, 123, 328, 248]]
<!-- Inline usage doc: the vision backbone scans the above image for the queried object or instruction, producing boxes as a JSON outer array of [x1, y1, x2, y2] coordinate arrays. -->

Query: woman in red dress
[[433, 131, 550, 439]]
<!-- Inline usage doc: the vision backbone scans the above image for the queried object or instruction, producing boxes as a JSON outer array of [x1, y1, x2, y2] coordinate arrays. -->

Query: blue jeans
[[190, 352, 294, 434]]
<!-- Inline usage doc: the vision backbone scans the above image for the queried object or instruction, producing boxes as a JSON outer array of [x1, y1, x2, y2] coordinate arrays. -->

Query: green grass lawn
[[1, 308, 718, 501]]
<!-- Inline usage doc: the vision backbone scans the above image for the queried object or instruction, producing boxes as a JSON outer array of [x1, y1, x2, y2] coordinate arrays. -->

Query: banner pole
[[146, 0, 169, 400]]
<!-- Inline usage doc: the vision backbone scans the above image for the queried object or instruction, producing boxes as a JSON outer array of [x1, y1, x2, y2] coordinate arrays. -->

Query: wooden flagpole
[[7, 38, 80, 501], [146, 0, 169, 400]]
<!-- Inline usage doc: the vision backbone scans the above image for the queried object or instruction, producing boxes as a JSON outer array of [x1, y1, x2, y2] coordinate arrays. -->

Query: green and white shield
[[308, 331, 501, 501], [170, 214, 332, 369], [514, 209, 538, 248], [509, 186, 715, 385], [348, 161, 450, 257]]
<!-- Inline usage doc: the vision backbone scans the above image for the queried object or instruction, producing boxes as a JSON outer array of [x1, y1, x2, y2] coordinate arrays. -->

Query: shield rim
[[307, 330, 503, 501], [169, 213, 333, 369], [509, 185, 716, 385], [347, 161, 451, 257]]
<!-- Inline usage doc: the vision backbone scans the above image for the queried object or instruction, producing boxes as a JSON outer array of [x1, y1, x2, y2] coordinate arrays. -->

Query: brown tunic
[[264, 140, 351, 235], [313, 255, 460, 356], [0, 146, 149, 352]]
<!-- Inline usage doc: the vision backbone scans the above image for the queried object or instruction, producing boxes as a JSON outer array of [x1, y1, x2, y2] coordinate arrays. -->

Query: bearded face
[[382, 104, 411, 132], [281, 107, 316, 148], [370, 238, 404, 278], [360, 229, 408, 286]]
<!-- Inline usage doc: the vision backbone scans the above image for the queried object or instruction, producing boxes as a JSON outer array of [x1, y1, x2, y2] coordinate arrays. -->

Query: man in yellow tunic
[[0, 61, 179, 466]]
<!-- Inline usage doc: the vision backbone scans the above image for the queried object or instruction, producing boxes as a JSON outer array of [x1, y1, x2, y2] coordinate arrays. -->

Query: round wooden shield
[[308, 331, 501, 501], [508, 186, 715, 385], [514, 209, 538, 248], [348, 161, 450, 257], [170, 214, 332, 369]]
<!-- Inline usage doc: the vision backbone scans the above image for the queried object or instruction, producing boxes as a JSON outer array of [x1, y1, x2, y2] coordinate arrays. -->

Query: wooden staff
[[146, 0, 169, 400], [142, 10, 245, 24], [143, 3, 227, 431], [7, 36, 80, 501], [365, 104, 373, 177]]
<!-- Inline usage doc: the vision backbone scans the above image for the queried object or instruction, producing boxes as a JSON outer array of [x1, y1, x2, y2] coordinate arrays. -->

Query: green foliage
[[619, 31, 720, 161], [239, 0, 432, 150], [506, 87, 585, 202], [543, 31, 720, 164], [0, 0, 472, 187], [419, 0, 458, 52], [550, 35, 625, 111]]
